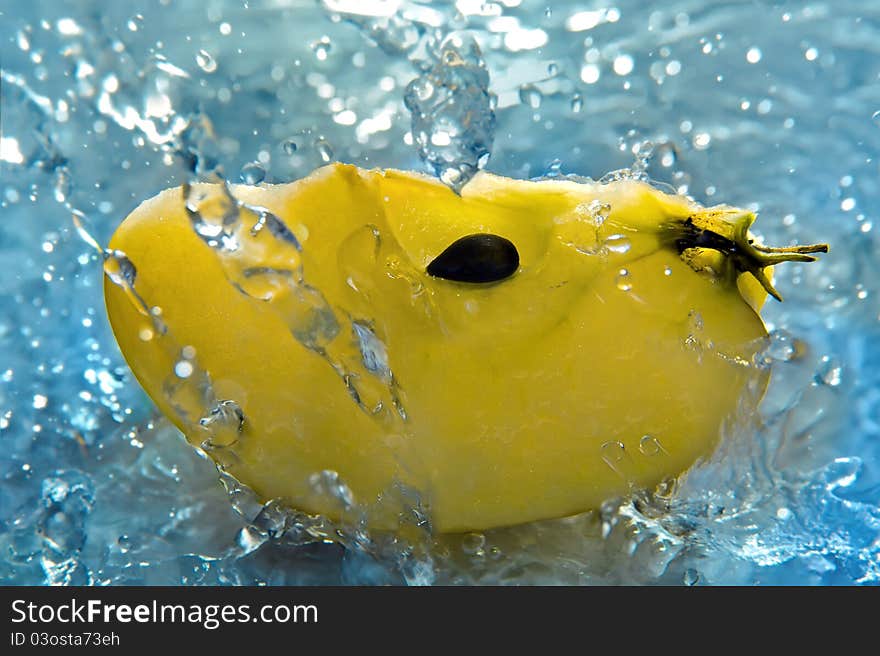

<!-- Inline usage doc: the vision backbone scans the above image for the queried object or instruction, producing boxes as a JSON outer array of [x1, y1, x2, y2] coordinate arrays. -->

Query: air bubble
[[816, 356, 842, 387], [311, 36, 332, 61], [600, 440, 632, 478], [240, 162, 266, 184], [315, 138, 334, 163], [174, 360, 194, 379], [308, 469, 354, 509], [571, 93, 583, 113], [604, 234, 631, 254], [683, 568, 701, 586], [518, 83, 543, 109], [461, 532, 486, 556], [195, 49, 217, 73], [638, 435, 666, 456], [616, 268, 632, 291], [613, 54, 634, 76]]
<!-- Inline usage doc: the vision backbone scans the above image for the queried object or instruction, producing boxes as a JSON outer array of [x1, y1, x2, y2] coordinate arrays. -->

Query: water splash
[[404, 32, 495, 193]]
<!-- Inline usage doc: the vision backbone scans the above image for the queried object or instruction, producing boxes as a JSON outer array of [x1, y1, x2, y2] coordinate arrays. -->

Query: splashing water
[[404, 32, 496, 193], [1, 0, 878, 586]]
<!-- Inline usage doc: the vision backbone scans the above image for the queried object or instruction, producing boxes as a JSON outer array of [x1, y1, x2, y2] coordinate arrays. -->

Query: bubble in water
[[311, 36, 332, 61], [409, 78, 434, 102], [615, 268, 632, 291], [16, 29, 30, 51], [815, 355, 842, 387], [461, 532, 486, 557], [174, 359, 194, 379], [195, 49, 217, 73], [656, 142, 677, 167], [308, 469, 354, 509], [240, 161, 266, 184], [518, 83, 542, 109], [604, 234, 631, 254], [571, 93, 583, 113], [872, 110, 880, 125], [683, 568, 701, 585], [53, 167, 71, 203], [352, 321, 391, 381], [613, 54, 634, 76], [282, 138, 298, 155], [761, 329, 802, 364], [638, 435, 667, 456], [600, 441, 633, 478], [315, 138, 334, 163]]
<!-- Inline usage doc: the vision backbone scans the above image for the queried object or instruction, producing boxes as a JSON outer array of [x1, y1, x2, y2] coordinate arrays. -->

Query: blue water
[[1, 0, 878, 585]]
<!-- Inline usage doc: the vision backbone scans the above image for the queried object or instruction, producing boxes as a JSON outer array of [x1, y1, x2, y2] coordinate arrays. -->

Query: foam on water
[[1, 0, 878, 585]]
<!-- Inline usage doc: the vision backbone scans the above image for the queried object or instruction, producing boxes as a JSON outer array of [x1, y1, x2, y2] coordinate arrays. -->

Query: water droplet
[[872, 110, 880, 126], [195, 49, 217, 73], [746, 47, 762, 64], [239, 162, 266, 184], [571, 93, 583, 113], [663, 265, 673, 276], [518, 83, 542, 109], [616, 268, 632, 291], [282, 138, 298, 155], [547, 62, 559, 76]]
